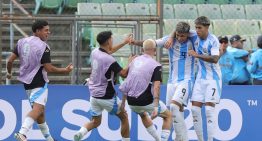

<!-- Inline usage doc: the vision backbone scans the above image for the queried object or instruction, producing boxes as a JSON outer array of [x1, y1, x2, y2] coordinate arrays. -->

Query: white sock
[[206, 106, 216, 141], [146, 124, 160, 141], [19, 116, 34, 136], [180, 111, 188, 141], [170, 104, 187, 141], [38, 122, 54, 141], [191, 106, 204, 141], [161, 129, 170, 141], [122, 137, 130, 141], [78, 127, 88, 137]]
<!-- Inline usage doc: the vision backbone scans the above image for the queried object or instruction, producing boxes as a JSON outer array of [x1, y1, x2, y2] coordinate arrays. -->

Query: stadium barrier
[[0, 85, 261, 141]]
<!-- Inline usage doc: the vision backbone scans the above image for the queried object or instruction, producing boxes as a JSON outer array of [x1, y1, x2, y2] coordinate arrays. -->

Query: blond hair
[[143, 39, 156, 51]]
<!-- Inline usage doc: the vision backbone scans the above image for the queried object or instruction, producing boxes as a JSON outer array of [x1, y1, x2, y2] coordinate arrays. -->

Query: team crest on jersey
[[226, 58, 231, 62]]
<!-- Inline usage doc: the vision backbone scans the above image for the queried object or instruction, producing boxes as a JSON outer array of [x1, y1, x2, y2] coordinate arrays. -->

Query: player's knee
[[32, 104, 44, 114], [170, 103, 179, 116], [92, 118, 101, 127], [118, 111, 129, 122], [205, 102, 215, 107], [139, 112, 147, 119], [36, 115, 45, 124], [32, 109, 44, 118]]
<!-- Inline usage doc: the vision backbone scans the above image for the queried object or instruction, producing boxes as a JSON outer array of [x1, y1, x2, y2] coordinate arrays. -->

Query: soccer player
[[218, 36, 234, 85], [166, 16, 222, 141], [73, 31, 133, 141], [119, 39, 172, 141], [247, 35, 262, 85], [131, 22, 195, 141], [6, 20, 73, 141]]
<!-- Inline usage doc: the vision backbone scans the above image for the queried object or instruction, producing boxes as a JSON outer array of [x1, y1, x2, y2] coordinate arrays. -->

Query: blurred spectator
[[227, 35, 251, 85], [218, 36, 234, 85], [247, 35, 262, 85]]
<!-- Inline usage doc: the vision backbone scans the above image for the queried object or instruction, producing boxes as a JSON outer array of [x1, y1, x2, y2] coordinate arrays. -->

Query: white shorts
[[166, 80, 193, 107], [26, 83, 48, 106], [90, 96, 121, 116], [129, 100, 167, 116], [191, 79, 222, 104]]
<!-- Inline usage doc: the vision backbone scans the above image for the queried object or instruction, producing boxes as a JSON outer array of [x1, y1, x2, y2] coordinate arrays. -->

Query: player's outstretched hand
[[124, 33, 134, 45], [65, 63, 73, 73], [151, 107, 158, 120], [129, 39, 136, 45]]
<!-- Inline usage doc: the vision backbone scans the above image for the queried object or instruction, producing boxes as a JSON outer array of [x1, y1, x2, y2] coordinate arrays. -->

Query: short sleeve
[[105, 61, 123, 79], [155, 36, 170, 48], [211, 38, 220, 56], [12, 45, 19, 56], [41, 47, 51, 64], [151, 66, 162, 82]]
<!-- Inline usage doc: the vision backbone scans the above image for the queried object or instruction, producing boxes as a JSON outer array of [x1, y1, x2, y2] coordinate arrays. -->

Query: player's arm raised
[[130, 40, 144, 47], [108, 34, 133, 54]]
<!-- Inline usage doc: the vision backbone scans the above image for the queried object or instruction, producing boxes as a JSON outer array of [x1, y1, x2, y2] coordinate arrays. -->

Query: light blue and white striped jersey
[[189, 31, 222, 80], [247, 48, 262, 80], [155, 36, 195, 83]]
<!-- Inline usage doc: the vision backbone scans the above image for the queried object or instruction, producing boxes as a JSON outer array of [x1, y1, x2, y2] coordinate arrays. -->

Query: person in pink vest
[[119, 39, 172, 141], [74, 31, 134, 141], [7, 20, 73, 141]]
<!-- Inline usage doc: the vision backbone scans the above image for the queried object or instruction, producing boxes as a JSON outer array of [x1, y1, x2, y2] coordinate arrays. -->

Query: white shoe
[[74, 132, 83, 141], [14, 133, 27, 141]]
